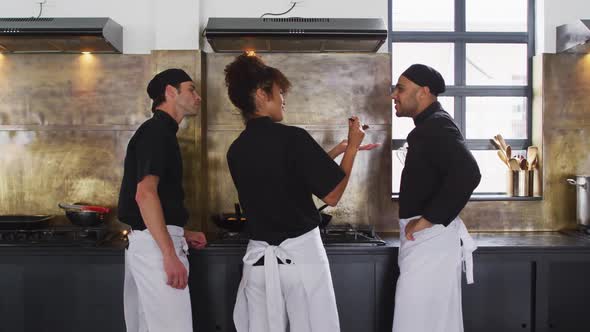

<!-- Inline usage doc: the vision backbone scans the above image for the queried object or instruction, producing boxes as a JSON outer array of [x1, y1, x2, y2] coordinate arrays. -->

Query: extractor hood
[[204, 17, 387, 53], [556, 19, 590, 53], [0, 17, 123, 53]]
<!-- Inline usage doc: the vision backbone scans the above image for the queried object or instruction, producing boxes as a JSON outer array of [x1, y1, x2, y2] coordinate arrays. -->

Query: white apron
[[233, 227, 340, 332], [124, 225, 193, 332], [392, 216, 476, 332]]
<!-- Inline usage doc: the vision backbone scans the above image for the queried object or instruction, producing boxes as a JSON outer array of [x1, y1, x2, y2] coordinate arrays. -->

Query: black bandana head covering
[[401, 64, 446, 96], [147, 68, 193, 99]]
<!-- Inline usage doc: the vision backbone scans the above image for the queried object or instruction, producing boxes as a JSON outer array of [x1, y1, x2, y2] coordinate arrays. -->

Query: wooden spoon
[[527, 146, 538, 170], [520, 158, 529, 171], [505, 145, 512, 159], [490, 137, 502, 150], [530, 156, 538, 170], [496, 134, 509, 151], [509, 158, 521, 171], [497, 150, 509, 166]]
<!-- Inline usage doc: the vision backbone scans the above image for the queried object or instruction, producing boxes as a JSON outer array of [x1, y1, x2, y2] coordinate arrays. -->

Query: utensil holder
[[507, 170, 534, 197]]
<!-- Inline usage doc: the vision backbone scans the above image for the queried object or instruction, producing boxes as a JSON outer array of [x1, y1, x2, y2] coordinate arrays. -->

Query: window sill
[[391, 194, 542, 202]]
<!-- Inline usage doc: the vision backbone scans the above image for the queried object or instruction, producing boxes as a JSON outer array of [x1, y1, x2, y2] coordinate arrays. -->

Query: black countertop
[[1, 232, 589, 255], [0, 240, 127, 255], [379, 231, 590, 251]]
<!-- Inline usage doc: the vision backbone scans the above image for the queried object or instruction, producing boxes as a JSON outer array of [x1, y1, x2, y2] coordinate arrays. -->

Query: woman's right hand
[[347, 116, 366, 149]]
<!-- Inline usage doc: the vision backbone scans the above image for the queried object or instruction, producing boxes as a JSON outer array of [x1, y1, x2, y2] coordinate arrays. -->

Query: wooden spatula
[[527, 146, 538, 170]]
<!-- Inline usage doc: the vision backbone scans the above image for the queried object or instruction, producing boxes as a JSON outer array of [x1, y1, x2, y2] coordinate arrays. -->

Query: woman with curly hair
[[224, 53, 370, 332]]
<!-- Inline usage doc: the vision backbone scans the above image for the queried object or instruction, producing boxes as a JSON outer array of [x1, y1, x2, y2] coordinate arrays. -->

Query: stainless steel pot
[[566, 175, 590, 227]]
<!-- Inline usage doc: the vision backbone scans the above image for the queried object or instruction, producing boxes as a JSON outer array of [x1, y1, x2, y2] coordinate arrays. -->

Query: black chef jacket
[[227, 116, 345, 245], [117, 110, 188, 230], [399, 101, 481, 226]]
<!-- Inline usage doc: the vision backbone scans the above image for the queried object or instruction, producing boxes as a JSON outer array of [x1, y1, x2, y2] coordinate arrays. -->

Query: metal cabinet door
[[462, 253, 534, 332]]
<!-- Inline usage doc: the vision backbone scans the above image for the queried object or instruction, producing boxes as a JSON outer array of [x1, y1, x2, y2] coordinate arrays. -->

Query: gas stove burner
[[321, 223, 386, 246], [209, 223, 386, 247], [0, 225, 108, 247], [560, 226, 590, 241]]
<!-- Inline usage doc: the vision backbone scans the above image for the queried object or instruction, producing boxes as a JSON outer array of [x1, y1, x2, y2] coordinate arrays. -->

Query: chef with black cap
[[391, 64, 481, 332], [118, 68, 207, 332]]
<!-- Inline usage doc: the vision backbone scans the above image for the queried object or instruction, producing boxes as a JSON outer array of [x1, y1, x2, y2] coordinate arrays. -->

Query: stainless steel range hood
[[204, 17, 387, 53], [0, 17, 123, 53], [556, 19, 590, 53]]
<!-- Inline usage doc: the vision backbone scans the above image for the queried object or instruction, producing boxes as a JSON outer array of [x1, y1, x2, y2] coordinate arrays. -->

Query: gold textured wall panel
[[0, 51, 203, 230], [1, 51, 589, 233], [204, 53, 393, 232], [540, 54, 590, 230]]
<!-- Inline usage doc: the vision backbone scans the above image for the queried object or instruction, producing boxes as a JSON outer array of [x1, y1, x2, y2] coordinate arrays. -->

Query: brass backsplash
[[0, 52, 588, 232], [0, 51, 202, 229]]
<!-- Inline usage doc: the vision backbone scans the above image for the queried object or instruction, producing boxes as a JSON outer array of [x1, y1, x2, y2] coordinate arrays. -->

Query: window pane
[[466, 44, 528, 85], [392, 43, 454, 85], [392, 0, 454, 31], [466, 0, 527, 32], [392, 97, 454, 139], [392, 147, 406, 193], [393, 149, 525, 194], [472, 150, 525, 193], [466, 97, 527, 139]]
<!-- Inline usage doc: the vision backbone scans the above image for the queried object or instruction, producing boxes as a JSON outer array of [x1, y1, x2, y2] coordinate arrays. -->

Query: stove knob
[[4, 232, 15, 241], [30, 232, 41, 241], [16, 233, 27, 241]]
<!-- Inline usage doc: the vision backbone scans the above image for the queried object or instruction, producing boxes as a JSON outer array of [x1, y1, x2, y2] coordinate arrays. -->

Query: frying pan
[[211, 203, 247, 232], [0, 215, 54, 230], [211, 203, 334, 232], [59, 203, 109, 227]]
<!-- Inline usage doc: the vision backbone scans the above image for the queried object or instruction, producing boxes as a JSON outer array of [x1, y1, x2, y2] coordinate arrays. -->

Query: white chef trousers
[[124, 225, 193, 332]]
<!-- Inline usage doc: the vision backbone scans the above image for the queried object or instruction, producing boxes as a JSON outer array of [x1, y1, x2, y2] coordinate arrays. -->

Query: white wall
[[540, 0, 590, 53]]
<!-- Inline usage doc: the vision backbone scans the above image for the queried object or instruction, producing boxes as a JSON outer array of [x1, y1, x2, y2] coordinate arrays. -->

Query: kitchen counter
[[0, 239, 127, 255], [1, 231, 589, 332], [199, 231, 590, 253], [190, 231, 590, 332], [0, 232, 588, 255], [378, 231, 590, 250]]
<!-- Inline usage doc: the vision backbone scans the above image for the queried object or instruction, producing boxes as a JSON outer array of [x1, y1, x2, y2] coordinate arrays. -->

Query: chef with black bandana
[[118, 68, 207, 332], [391, 64, 481, 332]]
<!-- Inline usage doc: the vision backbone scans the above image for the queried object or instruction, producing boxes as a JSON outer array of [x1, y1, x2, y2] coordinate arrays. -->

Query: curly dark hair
[[224, 53, 291, 119]]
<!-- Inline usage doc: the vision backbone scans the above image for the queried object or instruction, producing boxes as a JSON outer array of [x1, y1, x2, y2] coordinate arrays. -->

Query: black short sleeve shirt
[[227, 117, 345, 245], [117, 110, 188, 230]]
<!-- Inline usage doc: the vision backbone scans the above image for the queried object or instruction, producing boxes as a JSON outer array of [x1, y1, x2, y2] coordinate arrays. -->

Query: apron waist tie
[[457, 220, 477, 284], [249, 245, 291, 331]]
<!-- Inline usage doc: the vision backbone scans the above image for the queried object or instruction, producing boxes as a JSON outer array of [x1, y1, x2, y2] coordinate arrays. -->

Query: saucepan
[[566, 176, 590, 228]]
